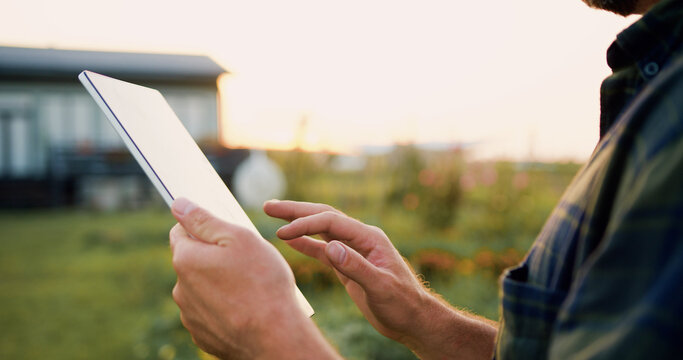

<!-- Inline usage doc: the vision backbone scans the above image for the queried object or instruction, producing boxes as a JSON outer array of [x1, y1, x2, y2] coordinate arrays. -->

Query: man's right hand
[[264, 200, 497, 359], [264, 199, 432, 343]]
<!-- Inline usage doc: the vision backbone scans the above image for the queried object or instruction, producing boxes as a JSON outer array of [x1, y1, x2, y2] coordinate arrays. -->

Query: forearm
[[402, 292, 498, 360], [255, 308, 342, 360]]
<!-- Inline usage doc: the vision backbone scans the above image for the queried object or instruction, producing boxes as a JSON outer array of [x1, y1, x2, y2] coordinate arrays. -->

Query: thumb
[[171, 197, 234, 245], [325, 241, 381, 289]]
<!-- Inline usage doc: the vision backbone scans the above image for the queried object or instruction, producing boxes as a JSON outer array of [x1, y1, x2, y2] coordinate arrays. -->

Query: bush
[[411, 248, 458, 281], [384, 145, 464, 230], [268, 150, 323, 202]]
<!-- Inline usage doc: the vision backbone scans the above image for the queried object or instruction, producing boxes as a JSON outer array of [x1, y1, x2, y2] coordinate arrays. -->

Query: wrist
[[255, 296, 341, 360], [399, 291, 456, 351], [400, 292, 497, 360]]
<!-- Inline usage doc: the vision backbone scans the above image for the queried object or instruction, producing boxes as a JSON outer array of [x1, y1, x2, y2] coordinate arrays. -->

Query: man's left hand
[[169, 198, 339, 359]]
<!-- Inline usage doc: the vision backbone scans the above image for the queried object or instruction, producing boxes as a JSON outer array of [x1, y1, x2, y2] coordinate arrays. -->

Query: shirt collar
[[607, 0, 683, 80]]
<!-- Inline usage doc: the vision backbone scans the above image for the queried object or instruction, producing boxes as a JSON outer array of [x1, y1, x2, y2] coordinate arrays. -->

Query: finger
[[179, 311, 188, 329], [264, 200, 342, 222], [277, 211, 377, 255], [170, 235, 208, 277], [325, 241, 383, 291], [172, 282, 184, 308], [285, 236, 332, 267], [169, 222, 215, 277], [169, 223, 188, 252], [169, 223, 197, 257], [171, 197, 251, 245]]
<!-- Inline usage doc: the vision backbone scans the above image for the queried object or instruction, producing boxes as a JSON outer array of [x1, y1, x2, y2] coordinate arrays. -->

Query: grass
[[0, 209, 179, 359]]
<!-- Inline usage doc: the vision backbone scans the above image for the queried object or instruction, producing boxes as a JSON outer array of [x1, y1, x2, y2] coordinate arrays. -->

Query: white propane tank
[[232, 150, 286, 209]]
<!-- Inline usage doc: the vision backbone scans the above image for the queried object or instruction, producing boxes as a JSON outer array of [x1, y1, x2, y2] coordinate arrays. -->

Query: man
[[168, 0, 683, 358]]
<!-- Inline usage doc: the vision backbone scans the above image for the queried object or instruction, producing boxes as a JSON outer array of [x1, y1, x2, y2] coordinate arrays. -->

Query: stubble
[[582, 0, 639, 16]]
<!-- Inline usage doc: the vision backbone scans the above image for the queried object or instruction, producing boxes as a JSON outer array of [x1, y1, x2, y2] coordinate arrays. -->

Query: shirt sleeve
[[547, 60, 683, 359]]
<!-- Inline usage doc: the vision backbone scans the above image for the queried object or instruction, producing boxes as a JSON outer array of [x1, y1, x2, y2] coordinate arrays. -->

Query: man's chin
[[582, 0, 639, 16]]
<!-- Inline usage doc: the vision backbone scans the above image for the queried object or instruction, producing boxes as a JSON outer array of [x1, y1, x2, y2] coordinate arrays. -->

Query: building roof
[[0, 46, 228, 85]]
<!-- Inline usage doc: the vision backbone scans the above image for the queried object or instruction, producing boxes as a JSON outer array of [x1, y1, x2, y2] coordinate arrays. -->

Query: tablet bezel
[[79, 70, 175, 206]]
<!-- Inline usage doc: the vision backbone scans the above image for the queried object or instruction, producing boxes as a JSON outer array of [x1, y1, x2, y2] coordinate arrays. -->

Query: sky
[[2, 0, 638, 160]]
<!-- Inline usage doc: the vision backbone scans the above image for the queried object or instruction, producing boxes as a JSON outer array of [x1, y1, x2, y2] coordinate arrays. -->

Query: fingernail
[[172, 198, 196, 217], [276, 224, 289, 236], [327, 242, 346, 264]]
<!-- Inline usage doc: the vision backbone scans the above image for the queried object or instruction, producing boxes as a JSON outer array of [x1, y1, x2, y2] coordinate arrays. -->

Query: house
[[0, 46, 247, 208]]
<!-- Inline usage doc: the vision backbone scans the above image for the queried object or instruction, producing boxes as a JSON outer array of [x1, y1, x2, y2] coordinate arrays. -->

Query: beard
[[582, 0, 639, 16]]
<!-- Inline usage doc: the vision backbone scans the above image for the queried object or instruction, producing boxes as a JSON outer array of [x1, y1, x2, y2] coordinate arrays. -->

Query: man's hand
[[264, 200, 430, 342], [169, 198, 339, 360], [264, 200, 498, 360]]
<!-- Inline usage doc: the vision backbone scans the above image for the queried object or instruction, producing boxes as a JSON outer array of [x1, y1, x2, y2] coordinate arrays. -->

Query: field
[[0, 149, 580, 359]]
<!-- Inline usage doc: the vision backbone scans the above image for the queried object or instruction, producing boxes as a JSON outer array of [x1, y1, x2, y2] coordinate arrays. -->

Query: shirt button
[[643, 62, 659, 77]]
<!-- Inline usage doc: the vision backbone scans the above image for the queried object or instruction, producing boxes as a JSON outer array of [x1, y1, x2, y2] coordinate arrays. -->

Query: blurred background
[[0, 0, 638, 359]]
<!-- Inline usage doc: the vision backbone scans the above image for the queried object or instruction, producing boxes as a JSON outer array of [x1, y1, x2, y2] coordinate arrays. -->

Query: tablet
[[78, 70, 314, 317]]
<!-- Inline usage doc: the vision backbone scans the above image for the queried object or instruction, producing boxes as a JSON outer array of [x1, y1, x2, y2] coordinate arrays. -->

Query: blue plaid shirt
[[495, 0, 683, 358]]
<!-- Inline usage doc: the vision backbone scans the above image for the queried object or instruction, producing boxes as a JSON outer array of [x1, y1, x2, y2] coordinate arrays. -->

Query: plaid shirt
[[495, 0, 683, 358]]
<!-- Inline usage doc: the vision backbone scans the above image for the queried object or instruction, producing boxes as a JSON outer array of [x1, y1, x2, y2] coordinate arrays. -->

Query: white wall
[[0, 93, 38, 177]]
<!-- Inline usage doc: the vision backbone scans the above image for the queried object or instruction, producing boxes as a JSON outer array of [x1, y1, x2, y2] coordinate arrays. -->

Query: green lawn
[[0, 209, 180, 359]]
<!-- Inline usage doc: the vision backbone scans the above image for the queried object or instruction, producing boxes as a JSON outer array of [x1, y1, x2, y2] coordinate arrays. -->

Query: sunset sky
[[2, 0, 637, 160]]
